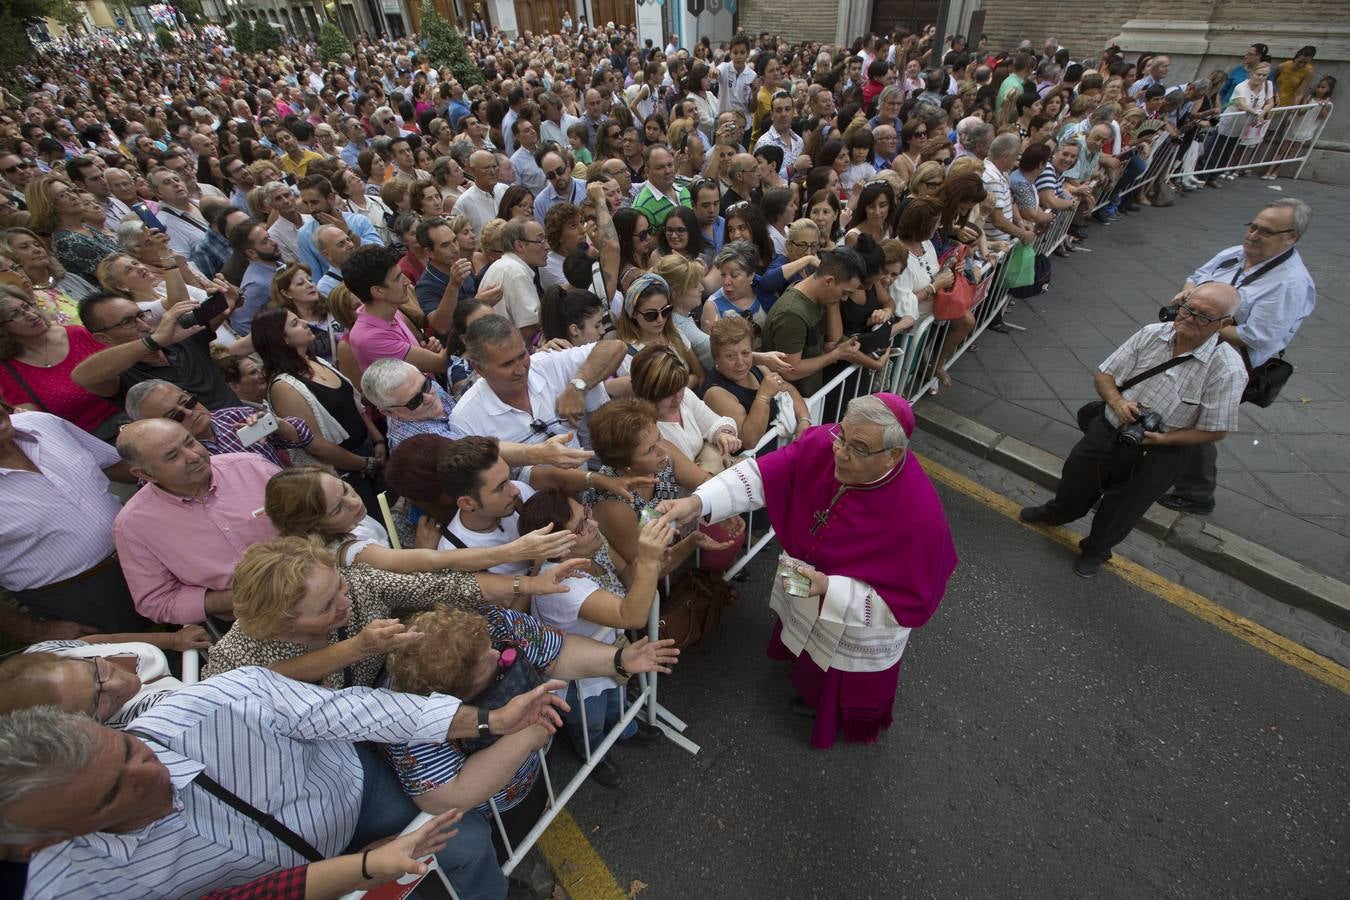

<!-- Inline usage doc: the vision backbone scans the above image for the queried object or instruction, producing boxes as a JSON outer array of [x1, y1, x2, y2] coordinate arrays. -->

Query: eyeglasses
[[529, 416, 564, 438], [91, 309, 151, 332], [0, 301, 39, 324], [725, 201, 750, 213], [829, 423, 891, 458], [1243, 222, 1294, 238], [518, 236, 547, 246], [1175, 301, 1229, 326], [637, 304, 673, 322], [87, 658, 107, 718], [396, 376, 436, 410], [163, 394, 201, 423], [665, 226, 688, 235], [789, 240, 821, 251]]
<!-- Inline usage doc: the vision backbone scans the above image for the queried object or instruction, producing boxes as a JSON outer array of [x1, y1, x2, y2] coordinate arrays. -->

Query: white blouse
[[892, 240, 939, 319], [659, 389, 738, 461]]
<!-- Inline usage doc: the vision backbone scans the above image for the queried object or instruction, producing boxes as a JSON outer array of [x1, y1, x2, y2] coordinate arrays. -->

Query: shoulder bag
[[1076, 353, 1195, 432]]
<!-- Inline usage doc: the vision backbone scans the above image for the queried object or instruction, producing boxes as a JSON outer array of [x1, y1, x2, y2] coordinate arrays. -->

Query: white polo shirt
[[478, 252, 541, 329], [451, 182, 507, 235], [447, 343, 610, 449]]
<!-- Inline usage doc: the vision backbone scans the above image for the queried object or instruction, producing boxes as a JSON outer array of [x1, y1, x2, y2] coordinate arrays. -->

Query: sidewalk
[[934, 175, 1350, 581]]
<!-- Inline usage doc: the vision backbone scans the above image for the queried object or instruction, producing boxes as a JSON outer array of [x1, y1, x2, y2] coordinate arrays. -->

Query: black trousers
[[1042, 416, 1194, 561], [1167, 440, 1218, 504]]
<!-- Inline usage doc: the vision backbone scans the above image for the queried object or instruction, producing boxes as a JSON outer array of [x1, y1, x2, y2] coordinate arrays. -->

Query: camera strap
[[1115, 353, 1195, 393], [1212, 247, 1295, 289]]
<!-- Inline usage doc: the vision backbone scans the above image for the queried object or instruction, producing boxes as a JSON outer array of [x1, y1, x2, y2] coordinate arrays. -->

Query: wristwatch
[[568, 377, 588, 393], [476, 705, 492, 738]]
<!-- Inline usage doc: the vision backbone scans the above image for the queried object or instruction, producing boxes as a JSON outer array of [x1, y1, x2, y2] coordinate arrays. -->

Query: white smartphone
[[236, 412, 279, 447]]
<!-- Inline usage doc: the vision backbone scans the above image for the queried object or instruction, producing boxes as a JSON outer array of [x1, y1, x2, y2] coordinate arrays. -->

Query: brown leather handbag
[[658, 569, 738, 649]]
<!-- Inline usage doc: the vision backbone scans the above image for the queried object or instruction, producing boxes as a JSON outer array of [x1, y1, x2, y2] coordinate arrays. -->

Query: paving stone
[[1251, 473, 1350, 518], [1281, 433, 1350, 473]]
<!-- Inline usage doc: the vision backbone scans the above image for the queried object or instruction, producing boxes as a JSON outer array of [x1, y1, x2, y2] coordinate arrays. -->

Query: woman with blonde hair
[[26, 174, 118, 281], [380, 178, 413, 217], [652, 253, 714, 371], [906, 160, 946, 201], [245, 184, 271, 221], [270, 262, 343, 364], [203, 534, 579, 686]]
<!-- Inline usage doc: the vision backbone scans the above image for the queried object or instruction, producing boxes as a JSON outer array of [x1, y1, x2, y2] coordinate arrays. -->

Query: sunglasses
[[529, 416, 564, 437], [395, 376, 436, 410], [163, 394, 201, 423], [544, 166, 567, 179], [2, 161, 33, 174], [635, 228, 652, 240], [636, 304, 673, 322]]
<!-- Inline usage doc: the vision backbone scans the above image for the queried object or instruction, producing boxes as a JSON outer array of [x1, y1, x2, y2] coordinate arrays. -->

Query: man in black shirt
[[72, 294, 239, 410]]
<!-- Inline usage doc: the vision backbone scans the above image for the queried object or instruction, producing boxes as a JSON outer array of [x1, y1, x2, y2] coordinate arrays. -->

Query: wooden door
[[870, 0, 939, 38], [514, 0, 560, 35], [592, 0, 635, 30]]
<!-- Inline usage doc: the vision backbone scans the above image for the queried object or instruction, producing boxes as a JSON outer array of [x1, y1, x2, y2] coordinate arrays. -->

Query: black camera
[[1117, 406, 1165, 447], [1158, 304, 1180, 322]]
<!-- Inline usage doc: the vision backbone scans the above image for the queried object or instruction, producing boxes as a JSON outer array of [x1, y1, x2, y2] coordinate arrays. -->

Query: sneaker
[[588, 756, 623, 788], [1157, 493, 1215, 514], [1073, 556, 1105, 578], [617, 720, 664, 748]]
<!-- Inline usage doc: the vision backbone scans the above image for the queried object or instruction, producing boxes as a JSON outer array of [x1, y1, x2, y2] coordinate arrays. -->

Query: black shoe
[[1019, 505, 1051, 523], [1091, 210, 1113, 225], [789, 695, 816, 718], [1073, 556, 1106, 578], [617, 720, 664, 748], [1053, 245, 1071, 258], [1157, 494, 1215, 514], [988, 322, 1012, 334], [1122, 201, 1141, 212], [588, 756, 623, 788], [1069, 226, 1088, 240]]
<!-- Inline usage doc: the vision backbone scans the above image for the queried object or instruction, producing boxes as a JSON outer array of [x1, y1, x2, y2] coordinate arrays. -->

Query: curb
[[915, 404, 1350, 631]]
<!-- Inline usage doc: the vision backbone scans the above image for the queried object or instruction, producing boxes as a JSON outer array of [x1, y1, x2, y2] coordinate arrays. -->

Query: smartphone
[[236, 412, 279, 447], [131, 201, 167, 234], [179, 291, 228, 328], [856, 318, 897, 358]]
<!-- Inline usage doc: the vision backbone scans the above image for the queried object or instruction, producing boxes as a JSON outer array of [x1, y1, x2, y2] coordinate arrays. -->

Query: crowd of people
[[0, 16, 1330, 900]]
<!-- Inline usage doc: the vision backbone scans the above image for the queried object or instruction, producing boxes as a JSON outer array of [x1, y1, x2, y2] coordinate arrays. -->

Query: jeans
[[562, 683, 635, 759], [348, 743, 507, 900]]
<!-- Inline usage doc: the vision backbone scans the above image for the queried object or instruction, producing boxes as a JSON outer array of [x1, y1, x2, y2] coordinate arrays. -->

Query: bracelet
[[374, 440, 387, 447], [360, 849, 372, 880], [512, 575, 522, 598], [160, 264, 179, 270], [142, 334, 163, 352], [613, 645, 629, 678], [585, 470, 593, 488]]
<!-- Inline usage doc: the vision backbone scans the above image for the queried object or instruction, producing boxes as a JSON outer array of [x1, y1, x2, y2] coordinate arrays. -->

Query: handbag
[[1004, 243, 1036, 289], [1008, 253, 1052, 299], [933, 244, 978, 321], [455, 642, 547, 753], [1075, 353, 1196, 432], [658, 569, 737, 650], [1241, 349, 1293, 408]]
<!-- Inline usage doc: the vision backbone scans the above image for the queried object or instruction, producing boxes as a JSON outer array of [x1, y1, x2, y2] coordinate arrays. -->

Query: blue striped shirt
[[25, 667, 461, 899]]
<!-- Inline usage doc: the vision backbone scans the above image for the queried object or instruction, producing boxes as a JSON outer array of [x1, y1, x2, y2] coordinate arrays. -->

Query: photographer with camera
[[1020, 283, 1247, 578]]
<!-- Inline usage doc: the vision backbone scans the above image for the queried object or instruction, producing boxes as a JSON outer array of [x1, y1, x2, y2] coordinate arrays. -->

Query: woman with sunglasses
[[613, 207, 656, 293], [0, 284, 126, 441], [615, 272, 704, 386], [250, 308, 387, 513], [892, 118, 930, 183]]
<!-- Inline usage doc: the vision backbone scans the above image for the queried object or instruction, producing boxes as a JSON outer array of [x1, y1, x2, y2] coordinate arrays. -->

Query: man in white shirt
[[451, 150, 507, 234], [753, 91, 805, 179], [539, 91, 583, 149], [478, 218, 549, 341], [436, 435, 537, 573], [264, 181, 309, 265], [449, 314, 627, 453], [147, 168, 211, 256]]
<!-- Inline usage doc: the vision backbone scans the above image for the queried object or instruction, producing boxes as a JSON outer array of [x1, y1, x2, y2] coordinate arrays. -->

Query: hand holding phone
[[236, 412, 279, 447]]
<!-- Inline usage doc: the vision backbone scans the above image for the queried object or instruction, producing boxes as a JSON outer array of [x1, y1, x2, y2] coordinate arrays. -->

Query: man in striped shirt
[[4, 666, 569, 899]]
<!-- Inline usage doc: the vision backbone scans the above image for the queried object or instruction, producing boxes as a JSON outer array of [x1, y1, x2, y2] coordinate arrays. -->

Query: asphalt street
[[556, 474, 1350, 899]]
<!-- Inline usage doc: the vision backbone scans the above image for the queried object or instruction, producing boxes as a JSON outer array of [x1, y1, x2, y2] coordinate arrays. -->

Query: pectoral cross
[[809, 485, 850, 536]]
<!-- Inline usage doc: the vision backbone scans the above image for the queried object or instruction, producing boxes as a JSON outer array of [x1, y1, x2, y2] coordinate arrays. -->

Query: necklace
[[20, 329, 58, 368]]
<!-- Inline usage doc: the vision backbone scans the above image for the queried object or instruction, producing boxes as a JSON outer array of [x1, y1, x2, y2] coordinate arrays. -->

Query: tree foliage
[[0, 0, 84, 65], [317, 21, 352, 65], [231, 18, 255, 54], [420, 0, 481, 87], [252, 19, 281, 51], [155, 25, 176, 50]]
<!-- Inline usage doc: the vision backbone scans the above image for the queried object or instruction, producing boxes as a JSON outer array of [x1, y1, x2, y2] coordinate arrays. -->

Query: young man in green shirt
[[762, 248, 873, 397]]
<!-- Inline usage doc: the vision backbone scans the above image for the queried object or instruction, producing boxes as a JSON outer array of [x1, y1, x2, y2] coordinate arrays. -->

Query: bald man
[[1020, 282, 1247, 577], [451, 149, 508, 234], [112, 419, 279, 623], [315, 223, 355, 298]]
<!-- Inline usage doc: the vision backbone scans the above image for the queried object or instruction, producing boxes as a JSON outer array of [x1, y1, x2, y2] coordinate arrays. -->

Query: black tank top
[[700, 366, 762, 414], [300, 374, 367, 452]]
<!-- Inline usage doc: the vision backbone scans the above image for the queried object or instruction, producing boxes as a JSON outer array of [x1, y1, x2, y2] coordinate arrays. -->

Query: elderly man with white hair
[[361, 358, 594, 475], [1021, 282, 1248, 577], [124, 378, 315, 468], [658, 393, 958, 749], [264, 180, 308, 265]]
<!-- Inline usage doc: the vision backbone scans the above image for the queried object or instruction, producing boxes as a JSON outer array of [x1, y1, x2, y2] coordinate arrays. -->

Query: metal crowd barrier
[[1181, 101, 1334, 182]]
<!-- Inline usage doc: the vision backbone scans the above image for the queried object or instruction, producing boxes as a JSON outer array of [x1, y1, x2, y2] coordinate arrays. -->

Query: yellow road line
[[537, 809, 629, 899], [914, 452, 1350, 696]]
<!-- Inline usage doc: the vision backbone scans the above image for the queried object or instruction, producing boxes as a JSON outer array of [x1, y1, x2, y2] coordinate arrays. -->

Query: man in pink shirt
[[112, 419, 279, 624], [343, 244, 450, 374]]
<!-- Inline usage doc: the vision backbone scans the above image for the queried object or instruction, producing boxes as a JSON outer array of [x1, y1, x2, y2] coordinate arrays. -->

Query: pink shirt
[[112, 452, 280, 624], [348, 307, 421, 372], [0, 326, 120, 432]]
